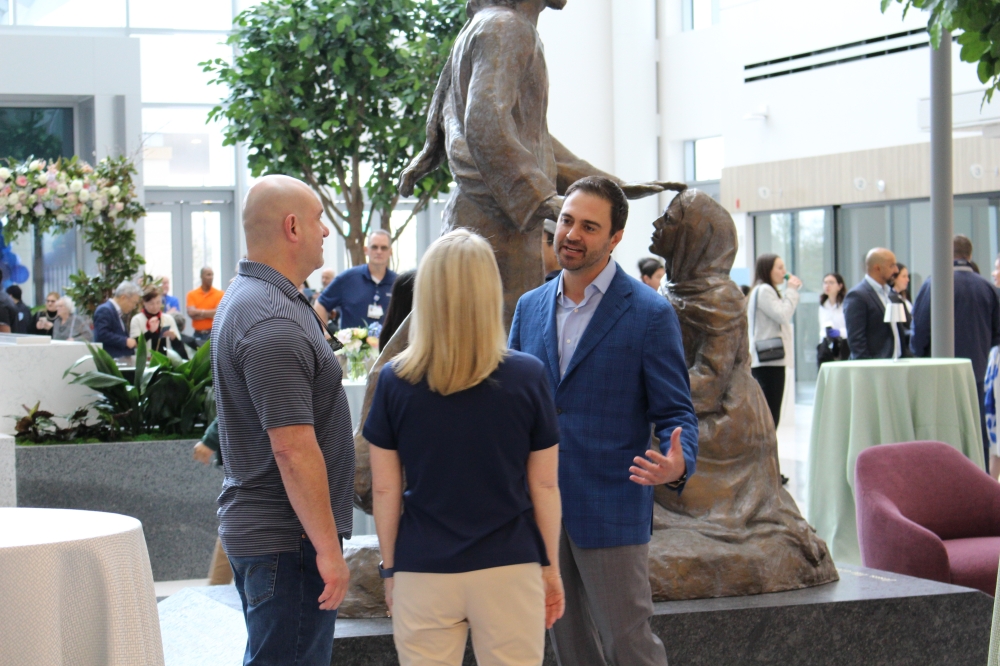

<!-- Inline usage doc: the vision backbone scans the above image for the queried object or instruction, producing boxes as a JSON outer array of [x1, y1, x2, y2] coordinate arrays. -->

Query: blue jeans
[[229, 535, 340, 666]]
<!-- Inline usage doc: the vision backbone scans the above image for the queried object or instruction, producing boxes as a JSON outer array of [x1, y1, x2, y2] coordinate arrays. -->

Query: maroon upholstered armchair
[[855, 440, 1000, 595]]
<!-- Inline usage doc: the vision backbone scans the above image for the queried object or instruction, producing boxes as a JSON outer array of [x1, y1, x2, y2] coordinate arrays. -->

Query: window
[[14, 0, 126, 27], [684, 136, 724, 183], [0, 108, 74, 161], [683, 0, 719, 32], [142, 107, 235, 188]]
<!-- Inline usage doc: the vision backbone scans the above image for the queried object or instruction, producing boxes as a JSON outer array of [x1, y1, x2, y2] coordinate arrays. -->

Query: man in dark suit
[[911, 235, 1000, 468], [93, 281, 142, 358], [509, 176, 699, 666], [844, 248, 909, 359]]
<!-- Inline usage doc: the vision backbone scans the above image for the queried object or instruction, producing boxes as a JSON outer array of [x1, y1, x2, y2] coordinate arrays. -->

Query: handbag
[[751, 286, 785, 362]]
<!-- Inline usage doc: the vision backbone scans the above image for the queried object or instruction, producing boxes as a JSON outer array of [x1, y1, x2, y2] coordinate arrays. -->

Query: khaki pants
[[207, 537, 233, 586], [392, 563, 544, 666]]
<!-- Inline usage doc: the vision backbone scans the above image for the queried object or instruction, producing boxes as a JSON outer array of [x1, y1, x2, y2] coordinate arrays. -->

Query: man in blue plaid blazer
[[509, 176, 698, 666]]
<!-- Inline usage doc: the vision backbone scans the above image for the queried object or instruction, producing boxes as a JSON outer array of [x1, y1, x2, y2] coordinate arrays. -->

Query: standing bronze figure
[[399, 0, 675, 323]]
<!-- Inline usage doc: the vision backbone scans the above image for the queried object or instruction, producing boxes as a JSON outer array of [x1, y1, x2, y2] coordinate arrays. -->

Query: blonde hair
[[393, 229, 507, 395]]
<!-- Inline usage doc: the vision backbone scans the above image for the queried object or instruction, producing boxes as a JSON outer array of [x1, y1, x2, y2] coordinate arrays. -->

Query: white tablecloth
[[0, 508, 164, 666], [342, 379, 367, 429]]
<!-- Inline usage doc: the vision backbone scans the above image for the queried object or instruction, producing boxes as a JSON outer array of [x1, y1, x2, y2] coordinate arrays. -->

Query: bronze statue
[[647, 189, 838, 599], [399, 0, 674, 323]]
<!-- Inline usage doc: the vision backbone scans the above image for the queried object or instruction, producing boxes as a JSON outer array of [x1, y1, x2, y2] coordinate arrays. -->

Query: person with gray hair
[[93, 280, 141, 358], [51, 296, 92, 342], [314, 228, 397, 331]]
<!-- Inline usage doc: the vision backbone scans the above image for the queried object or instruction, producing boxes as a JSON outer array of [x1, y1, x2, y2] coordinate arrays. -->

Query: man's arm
[[269, 424, 350, 611], [239, 319, 351, 609], [843, 291, 870, 359], [910, 281, 931, 357], [637, 301, 699, 490], [314, 277, 343, 323]]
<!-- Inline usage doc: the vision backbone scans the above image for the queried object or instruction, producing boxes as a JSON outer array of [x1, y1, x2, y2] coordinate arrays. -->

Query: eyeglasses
[[369, 245, 390, 252]]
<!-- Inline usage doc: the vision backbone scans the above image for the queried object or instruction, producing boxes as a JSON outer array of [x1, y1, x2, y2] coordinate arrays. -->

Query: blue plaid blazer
[[509, 264, 699, 548]]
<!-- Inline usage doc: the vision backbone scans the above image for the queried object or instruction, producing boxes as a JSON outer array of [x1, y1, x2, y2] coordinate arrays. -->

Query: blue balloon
[[11, 265, 28, 284]]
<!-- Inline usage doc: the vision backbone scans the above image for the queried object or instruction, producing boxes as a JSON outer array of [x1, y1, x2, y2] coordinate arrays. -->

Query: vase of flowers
[[335, 327, 380, 381]]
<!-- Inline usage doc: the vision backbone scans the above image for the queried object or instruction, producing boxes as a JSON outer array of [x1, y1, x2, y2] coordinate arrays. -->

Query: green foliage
[[60, 337, 214, 441], [882, 0, 1000, 100], [65, 156, 147, 316], [8, 403, 102, 444], [203, 0, 465, 265]]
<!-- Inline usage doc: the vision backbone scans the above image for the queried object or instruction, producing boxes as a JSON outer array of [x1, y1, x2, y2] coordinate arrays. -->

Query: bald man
[[844, 248, 910, 359], [212, 175, 354, 665]]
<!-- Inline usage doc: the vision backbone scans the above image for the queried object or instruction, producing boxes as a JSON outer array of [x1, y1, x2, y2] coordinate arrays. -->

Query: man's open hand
[[317, 549, 351, 611], [629, 427, 686, 486]]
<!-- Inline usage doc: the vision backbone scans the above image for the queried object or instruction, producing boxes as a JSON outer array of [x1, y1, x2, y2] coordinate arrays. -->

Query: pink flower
[[15, 175, 27, 187], [35, 187, 48, 197], [73, 204, 83, 215]]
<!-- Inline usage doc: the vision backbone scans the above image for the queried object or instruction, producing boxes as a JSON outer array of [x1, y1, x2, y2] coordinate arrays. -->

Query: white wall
[[540, 0, 663, 278]]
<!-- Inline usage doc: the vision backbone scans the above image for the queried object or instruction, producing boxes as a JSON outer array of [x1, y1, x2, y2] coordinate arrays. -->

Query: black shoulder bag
[[752, 286, 786, 363]]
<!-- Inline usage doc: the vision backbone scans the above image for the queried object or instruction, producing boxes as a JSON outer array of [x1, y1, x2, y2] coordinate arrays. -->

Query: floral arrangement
[[0, 157, 131, 240], [335, 327, 380, 381]]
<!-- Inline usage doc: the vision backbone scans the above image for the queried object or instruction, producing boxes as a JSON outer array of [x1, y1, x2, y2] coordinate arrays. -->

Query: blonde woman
[[364, 229, 564, 666]]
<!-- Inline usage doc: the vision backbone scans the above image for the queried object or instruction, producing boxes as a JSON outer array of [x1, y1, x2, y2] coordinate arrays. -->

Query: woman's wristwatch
[[378, 561, 395, 579], [665, 471, 688, 489]]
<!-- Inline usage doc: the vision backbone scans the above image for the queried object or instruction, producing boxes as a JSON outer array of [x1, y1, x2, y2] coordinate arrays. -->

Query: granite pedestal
[[16, 438, 220, 580], [0, 434, 14, 507], [158, 565, 993, 665]]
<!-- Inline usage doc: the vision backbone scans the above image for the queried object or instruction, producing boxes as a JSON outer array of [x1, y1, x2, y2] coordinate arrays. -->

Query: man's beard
[[557, 236, 610, 272]]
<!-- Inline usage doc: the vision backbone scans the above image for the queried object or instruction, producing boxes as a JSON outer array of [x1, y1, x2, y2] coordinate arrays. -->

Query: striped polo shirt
[[212, 260, 355, 557]]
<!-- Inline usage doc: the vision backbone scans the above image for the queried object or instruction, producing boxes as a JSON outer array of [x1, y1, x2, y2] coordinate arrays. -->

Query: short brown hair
[[564, 176, 629, 235], [954, 235, 973, 260], [142, 286, 161, 303]]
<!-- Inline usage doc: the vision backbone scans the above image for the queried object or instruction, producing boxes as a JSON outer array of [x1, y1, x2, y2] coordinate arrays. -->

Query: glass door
[[143, 189, 236, 334]]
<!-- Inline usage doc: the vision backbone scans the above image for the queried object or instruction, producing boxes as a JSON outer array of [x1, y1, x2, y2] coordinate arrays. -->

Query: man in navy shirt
[[314, 230, 397, 331]]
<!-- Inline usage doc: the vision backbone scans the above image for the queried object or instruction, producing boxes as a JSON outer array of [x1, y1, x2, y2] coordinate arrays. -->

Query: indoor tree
[[883, 0, 1000, 100], [204, 0, 464, 266]]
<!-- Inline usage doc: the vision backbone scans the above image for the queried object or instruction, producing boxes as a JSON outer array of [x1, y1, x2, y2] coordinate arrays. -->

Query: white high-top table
[[0, 508, 164, 666]]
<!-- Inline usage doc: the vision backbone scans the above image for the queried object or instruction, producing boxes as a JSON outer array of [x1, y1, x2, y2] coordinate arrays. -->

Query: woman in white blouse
[[749, 254, 800, 428], [818, 273, 847, 340], [129, 287, 179, 354]]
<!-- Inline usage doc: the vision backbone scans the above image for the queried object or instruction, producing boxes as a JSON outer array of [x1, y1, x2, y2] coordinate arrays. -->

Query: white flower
[[109, 185, 121, 196], [69, 180, 83, 193], [91, 199, 105, 212], [56, 184, 68, 196], [28, 160, 42, 171], [56, 214, 67, 222], [6, 194, 17, 205], [0, 168, 9, 182], [336, 329, 355, 345], [345, 339, 362, 353], [79, 189, 90, 202], [36, 173, 48, 185]]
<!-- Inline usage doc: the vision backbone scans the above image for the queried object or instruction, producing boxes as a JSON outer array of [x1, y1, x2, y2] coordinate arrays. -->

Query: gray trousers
[[549, 529, 668, 666]]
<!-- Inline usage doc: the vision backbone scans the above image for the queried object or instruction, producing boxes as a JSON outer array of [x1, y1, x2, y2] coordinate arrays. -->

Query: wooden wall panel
[[721, 136, 1000, 214]]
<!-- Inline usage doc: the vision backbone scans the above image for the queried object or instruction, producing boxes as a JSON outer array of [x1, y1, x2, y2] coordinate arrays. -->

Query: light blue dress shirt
[[555, 259, 617, 377], [864, 274, 890, 306]]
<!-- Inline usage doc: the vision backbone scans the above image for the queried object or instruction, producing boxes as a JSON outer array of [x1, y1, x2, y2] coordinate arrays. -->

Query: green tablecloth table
[[807, 358, 984, 566]]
